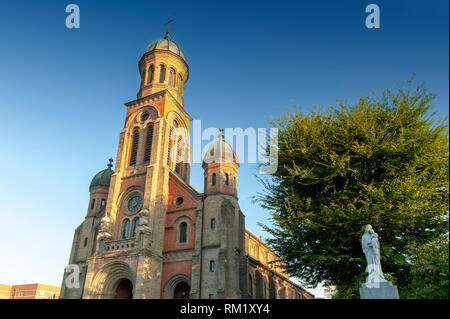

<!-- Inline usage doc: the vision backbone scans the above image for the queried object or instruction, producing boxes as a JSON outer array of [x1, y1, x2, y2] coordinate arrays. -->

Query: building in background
[[0, 283, 60, 299], [323, 285, 337, 299], [59, 30, 314, 300]]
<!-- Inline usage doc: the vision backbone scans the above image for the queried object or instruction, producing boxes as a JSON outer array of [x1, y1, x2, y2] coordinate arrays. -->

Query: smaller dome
[[146, 32, 186, 62], [202, 130, 239, 168], [89, 159, 114, 191]]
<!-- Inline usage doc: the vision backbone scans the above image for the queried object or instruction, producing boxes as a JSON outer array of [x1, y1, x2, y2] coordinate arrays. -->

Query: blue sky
[[0, 0, 448, 297]]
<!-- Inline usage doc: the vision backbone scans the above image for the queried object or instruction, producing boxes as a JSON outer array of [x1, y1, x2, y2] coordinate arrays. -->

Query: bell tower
[[202, 129, 239, 198], [190, 130, 246, 299], [137, 31, 189, 106], [81, 30, 193, 299]]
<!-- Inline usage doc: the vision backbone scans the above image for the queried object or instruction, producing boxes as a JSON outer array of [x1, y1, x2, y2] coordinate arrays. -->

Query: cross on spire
[[165, 18, 174, 34]]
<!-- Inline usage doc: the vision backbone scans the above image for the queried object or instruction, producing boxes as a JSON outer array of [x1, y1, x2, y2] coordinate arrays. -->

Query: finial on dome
[[218, 128, 224, 140], [107, 158, 113, 168], [164, 18, 174, 40]]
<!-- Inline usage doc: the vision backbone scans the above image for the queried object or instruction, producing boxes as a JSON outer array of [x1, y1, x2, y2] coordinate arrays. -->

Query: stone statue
[[359, 224, 399, 299], [138, 209, 150, 227], [95, 216, 112, 255], [361, 224, 385, 285], [97, 216, 112, 240], [136, 209, 152, 250]]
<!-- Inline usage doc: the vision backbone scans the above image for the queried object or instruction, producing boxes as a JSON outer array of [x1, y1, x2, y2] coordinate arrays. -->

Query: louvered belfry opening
[[147, 65, 154, 84], [175, 137, 183, 174], [130, 129, 140, 166], [167, 128, 174, 168], [144, 124, 154, 163]]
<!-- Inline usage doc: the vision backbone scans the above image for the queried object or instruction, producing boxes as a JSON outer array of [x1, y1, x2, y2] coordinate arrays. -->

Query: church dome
[[146, 32, 186, 62], [202, 130, 239, 168], [89, 159, 114, 191]]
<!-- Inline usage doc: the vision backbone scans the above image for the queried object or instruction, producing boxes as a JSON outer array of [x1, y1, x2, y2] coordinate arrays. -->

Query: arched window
[[101, 198, 106, 207], [225, 173, 229, 185], [167, 128, 174, 168], [175, 137, 183, 174], [248, 274, 253, 297], [212, 173, 216, 186], [179, 222, 188, 243], [210, 260, 215, 272], [177, 74, 183, 91], [159, 65, 166, 83], [132, 217, 139, 238], [90, 198, 95, 210], [210, 218, 216, 230], [168, 68, 176, 86], [141, 70, 146, 86], [147, 65, 154, 84], [144, 124, 154, 163], [92, 226, 99, 255], [122, 219, 130, 239], [129, 128, 140, 166]]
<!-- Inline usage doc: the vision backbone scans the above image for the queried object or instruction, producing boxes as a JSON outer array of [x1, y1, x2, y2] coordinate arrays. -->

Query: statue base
[[359, 281, 399, 299]]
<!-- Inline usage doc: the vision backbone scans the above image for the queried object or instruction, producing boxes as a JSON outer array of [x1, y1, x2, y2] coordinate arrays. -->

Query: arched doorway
[[173, 282, 190, 299], [163, 274, 191, 299], [114, 279, 133, 299], [87, 261, 136, 299]]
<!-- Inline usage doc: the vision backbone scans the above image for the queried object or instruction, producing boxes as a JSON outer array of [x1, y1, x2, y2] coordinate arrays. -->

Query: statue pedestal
[[359, 281, 399, 299]]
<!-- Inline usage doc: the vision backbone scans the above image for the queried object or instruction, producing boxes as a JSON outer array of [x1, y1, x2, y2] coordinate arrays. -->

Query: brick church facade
[[59, 31, 314, 299]]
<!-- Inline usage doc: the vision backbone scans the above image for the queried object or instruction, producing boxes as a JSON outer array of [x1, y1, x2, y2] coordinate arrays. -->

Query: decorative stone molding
[[87, 261, 136, 299]]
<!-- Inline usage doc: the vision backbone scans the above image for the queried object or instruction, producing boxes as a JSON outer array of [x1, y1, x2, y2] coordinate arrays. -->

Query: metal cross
[[165, 18, 174, 33]]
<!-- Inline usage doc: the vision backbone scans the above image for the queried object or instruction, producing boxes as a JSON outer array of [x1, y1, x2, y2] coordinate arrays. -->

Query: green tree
[[256, 80, 449, 296], [404, 236, 449, 299]]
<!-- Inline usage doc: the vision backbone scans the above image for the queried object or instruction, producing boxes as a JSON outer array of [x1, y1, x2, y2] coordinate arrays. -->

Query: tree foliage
[[404, 236, 449, 299], [256, 80, 449, 295]]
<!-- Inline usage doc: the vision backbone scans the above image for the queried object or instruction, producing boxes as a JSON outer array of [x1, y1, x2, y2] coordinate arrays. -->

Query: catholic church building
[[60, 31, 314, 300]]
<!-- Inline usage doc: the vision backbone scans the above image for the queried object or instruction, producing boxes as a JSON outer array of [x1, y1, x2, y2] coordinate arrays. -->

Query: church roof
[[89, 159, 114, 191], [202, 129, 239, 168], [146, 32, 186, 62]]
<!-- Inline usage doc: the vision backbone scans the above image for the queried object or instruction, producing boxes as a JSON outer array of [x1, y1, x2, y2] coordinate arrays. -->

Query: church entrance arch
[[88, 261, 135, 299], [163, 274, 191, 299]]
